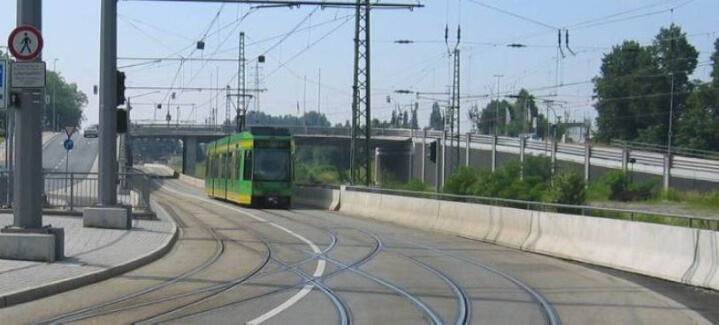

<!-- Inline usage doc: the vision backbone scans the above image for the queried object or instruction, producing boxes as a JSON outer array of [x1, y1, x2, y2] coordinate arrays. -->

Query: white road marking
[[160, 184, 325, 324]]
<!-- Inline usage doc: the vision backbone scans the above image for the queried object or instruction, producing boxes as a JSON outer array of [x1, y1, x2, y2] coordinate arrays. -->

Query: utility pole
[[98, 0, 118, 207], [53, 58, 58, 131], [493, 74, 503, 136], [350, 0, 371, 186], [447, 46, 461, 174], [236, 32, 246, 132]]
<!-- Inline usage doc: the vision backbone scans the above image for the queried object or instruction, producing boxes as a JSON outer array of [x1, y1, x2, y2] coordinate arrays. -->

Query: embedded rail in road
[[0, 179, 714, 324]]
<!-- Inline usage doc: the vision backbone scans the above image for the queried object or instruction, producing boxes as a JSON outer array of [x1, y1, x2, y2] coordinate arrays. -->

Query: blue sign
[[63, 139, 74, 151]]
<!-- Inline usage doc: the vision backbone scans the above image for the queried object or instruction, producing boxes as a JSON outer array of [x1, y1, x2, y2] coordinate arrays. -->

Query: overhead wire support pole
[[350, 0, 372, 186], [237, 32, 246, 132], [99, 0, 118, 206]]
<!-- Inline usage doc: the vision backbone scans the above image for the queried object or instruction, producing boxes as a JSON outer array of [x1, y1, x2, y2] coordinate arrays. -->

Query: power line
[[465, 0, 557, 30]]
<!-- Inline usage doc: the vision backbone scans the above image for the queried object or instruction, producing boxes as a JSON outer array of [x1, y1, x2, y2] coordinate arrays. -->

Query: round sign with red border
[[7, 25, 43, 61]]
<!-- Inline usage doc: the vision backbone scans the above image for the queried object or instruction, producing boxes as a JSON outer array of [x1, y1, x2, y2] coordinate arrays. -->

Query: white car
[[83, 128, 98, 138]]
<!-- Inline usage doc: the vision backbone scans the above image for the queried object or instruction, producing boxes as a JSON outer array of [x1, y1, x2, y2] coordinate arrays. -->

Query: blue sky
[[1, 0, 718, 131]]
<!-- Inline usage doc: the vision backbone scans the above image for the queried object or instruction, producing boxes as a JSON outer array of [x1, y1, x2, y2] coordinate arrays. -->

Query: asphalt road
[[42, 133, 98, 173], [0, 179, 716, 324]]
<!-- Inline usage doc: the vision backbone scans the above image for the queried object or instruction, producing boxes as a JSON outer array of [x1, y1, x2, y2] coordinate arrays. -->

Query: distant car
[[83, 128, 98, 138]]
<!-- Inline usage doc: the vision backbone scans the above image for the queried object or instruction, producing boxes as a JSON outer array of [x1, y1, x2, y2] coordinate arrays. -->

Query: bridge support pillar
[[182, 137, 198, 176], [421, 130, 426, 183], [441, 131, 447, 187], [584, 144, 591, 185]]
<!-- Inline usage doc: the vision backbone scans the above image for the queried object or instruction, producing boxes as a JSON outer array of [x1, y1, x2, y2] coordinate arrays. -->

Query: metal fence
[[0, 171, 152, 212], [344, 186, 719, 231]]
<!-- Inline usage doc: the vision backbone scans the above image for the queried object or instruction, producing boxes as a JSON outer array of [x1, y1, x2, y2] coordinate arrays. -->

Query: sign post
[[63, 126, 76, 195], [0, 60, 7, 110], [7, 19, 45, 230], [0, 1, 64, 263]]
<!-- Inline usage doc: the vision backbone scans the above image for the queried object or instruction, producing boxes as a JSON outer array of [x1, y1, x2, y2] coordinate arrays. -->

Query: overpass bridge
[[129, 123, 719, 192]]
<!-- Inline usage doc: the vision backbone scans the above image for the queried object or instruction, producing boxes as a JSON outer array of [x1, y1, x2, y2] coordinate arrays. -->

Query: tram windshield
[[253, 149, 291, 182]]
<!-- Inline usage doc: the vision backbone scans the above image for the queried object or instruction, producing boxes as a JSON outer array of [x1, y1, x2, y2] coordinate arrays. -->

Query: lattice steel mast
[[350, 0, 371, 185]]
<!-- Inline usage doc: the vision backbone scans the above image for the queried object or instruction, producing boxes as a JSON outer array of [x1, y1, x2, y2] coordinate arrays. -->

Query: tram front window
[[253, 149, 291, 182]]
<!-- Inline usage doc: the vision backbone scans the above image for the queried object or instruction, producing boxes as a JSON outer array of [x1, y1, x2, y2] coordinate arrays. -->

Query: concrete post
[[465, 133, 471, 166], [13, 0, 43, 229], [441, 131, 447, 187], [182, 136, 198, 176], [519, 137, 526, 180], [421, 130, 426, 183], [491, 135, 497, 172], [621, 149, 630, 171], [663, 154, 671, 190], [584, 144, 591, 184], [551, 139, 557, 175], [98, 0, 118, 206]]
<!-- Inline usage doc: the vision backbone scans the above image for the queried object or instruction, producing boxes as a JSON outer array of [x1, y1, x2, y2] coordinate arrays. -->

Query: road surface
[[0, 179, 716, 324], [42, 133, 98, 173]]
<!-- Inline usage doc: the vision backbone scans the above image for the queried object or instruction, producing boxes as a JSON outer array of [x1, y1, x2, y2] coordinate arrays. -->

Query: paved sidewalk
[[0, 211, 176, 307]]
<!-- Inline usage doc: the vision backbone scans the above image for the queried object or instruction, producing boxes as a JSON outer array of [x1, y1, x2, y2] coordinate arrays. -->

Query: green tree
[[410, 103, 419, 129], [46, 71, 88, 129], [713, 38, 719, 87], [594, 25, 699, 144], [594, 41, 658, 142], [477, 99, 512, 135], [428, 102, 444, 130]]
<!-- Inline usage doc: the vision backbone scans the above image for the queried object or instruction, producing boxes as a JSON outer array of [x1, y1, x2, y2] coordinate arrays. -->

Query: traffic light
[[428, 141, 437, 163], [117, 108, 127, 133], [116, 71, 126, 107]]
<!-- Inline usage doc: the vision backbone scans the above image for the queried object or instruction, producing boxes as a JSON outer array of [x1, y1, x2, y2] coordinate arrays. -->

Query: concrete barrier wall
[[320, 187, 719, 291], [178, 174, 205, 188], [293, 187, 340, 210]]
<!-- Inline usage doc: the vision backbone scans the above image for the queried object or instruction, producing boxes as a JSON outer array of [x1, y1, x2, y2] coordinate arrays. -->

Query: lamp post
[[53, 59, 58, 131]]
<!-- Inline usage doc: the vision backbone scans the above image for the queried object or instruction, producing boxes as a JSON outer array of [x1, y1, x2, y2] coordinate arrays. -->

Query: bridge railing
[[612, 139, 719, 161]]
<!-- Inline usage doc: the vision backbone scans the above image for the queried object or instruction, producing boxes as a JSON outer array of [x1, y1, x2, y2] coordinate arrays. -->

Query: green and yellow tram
[[205, 127, 293, 208]]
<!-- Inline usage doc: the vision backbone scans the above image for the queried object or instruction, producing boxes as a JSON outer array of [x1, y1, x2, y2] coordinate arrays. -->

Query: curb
[[0, 199, 179, 308]]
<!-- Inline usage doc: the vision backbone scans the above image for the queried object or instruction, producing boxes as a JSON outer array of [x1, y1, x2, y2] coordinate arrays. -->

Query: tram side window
[[243, 150, 253, 180], [207, 157, 212, 178]]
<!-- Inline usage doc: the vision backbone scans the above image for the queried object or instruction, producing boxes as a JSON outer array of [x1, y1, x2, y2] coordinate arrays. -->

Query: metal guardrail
[[612, 139, 719, 161], [0, 171, 153, 212], [345, 186, 719, 231]]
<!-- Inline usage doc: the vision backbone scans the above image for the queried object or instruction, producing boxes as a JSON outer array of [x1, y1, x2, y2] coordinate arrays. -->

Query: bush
[[600, 170, 658, 202], [602, 170, 629, 201], [443, 166, 479, 195], [551, 169, 586, 206]]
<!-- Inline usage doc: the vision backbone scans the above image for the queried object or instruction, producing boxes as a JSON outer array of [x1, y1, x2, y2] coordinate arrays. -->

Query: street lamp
[[53, 59, 58, 131]]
